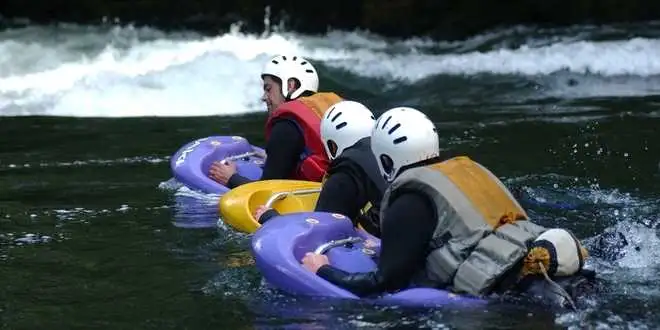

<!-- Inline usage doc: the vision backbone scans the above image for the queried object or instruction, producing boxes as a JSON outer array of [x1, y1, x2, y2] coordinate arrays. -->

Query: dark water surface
[[2, 22, 660, 329]]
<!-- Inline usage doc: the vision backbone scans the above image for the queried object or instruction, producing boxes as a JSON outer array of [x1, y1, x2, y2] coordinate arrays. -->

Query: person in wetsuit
[[301, 106, 596, 309], [209, 55, 342, 187], [255, 100, 387, 237]]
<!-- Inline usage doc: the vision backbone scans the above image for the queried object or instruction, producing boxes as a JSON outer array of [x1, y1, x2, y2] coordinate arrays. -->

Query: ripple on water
[[0, 155, 170, 170], [158, 179, 224, 229], [0, 203, 173, 263]]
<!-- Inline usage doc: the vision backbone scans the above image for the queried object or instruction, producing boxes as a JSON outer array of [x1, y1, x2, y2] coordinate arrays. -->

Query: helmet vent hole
[[381, 116, 392, 129], [282, 56, 287, 60], [271, 60, 279, 64], [336, 122, 347, 130], [327, 140, 338, 158], [293, 56, 298, 61], [301, 61, 308, 65], [305, 69, 314, 73], [388, 123, 400, 135], [393, 136, 407, 144], [326, 107, 335, 119], [331, 111, 342, 122]]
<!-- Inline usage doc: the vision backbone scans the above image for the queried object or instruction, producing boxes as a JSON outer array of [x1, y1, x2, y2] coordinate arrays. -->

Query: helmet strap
[[397, 155, 445, 176]]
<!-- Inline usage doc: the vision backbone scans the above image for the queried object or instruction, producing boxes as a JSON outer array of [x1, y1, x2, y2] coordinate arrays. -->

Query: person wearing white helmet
[[254, 100, 387, 237], [302, 107, 595, 309], [209, 55, 343, 187]]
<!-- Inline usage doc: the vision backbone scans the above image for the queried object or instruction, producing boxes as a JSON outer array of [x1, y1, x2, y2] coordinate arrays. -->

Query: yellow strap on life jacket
[[297, 92, 343, 118], [360, 202, 373, 215], [429, 156, 527, 229]]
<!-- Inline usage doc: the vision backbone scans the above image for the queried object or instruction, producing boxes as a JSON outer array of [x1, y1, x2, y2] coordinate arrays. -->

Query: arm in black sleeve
[[316, 191, 437, 297], [227, 119, 305, 188], [227, 172, 253, 188], [314, 170, 365, 223], [260, 119, 305, 180], [259, 169, 364, 225], [258, 208, 281, 224]]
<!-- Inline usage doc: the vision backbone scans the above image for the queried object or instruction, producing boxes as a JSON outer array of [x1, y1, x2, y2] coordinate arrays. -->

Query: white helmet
[[261, 55, 319, 100], [321, 100, 376, 160], [371, 107, 439, 182]]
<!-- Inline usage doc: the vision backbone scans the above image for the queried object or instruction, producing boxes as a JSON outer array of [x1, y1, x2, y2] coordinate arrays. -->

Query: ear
[[287, 78, 298, 94]]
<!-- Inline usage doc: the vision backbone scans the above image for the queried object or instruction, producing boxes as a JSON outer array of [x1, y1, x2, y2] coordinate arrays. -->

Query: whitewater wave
[[2, 23, 660, 117]]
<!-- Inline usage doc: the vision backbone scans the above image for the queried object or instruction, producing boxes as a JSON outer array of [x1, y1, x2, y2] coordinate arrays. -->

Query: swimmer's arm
[[258, 209, 280, 224], [259, 167, 363, 224], [227, 173, 252, 188], [316, 192, 436, 297], [227, 120, 304, 188], [315, 170, 364, 224], [316, 266, 384, 297]]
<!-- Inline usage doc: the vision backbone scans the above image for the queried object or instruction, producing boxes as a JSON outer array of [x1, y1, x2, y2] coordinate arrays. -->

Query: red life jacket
[[264, 92, 343, 182]]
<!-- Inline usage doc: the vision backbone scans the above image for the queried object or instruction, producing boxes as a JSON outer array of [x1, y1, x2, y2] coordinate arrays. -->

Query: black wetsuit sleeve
[[316, 191, 436, 297], [314, 171, 365, 223], [258, 170, 364, 225], [227, 119, 305, 188], [226, 171, 253, 188], [258, 209, 281, 224]]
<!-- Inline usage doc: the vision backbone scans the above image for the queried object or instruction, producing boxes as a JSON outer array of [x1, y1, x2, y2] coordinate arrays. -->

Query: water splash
[[3, 24, 660, 117]]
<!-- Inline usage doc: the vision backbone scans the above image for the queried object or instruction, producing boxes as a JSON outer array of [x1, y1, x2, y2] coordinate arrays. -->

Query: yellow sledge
[[218, 180, 322, 233]]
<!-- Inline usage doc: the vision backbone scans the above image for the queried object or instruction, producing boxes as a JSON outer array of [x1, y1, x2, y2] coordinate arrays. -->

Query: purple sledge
[[251, 211, 487, 307], [170, 135, 265, 194]]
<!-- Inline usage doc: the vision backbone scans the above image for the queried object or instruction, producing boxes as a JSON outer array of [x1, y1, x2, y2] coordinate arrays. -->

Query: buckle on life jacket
[[428, 231, 453, 252]]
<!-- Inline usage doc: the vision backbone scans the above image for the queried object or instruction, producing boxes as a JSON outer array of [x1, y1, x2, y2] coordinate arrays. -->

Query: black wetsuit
[[227, 119, 304, 188], [317, 190, 436, 297]]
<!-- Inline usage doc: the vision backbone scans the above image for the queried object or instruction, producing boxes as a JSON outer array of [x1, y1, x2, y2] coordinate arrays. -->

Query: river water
[[1, 21, 660, 329]]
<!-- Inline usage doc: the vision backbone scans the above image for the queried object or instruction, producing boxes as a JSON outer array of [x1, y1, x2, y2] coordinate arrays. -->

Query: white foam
[[332, 37, 660, 80], [13, 233, 53, 245], [610, 222, 660, 269], [2, 25, 660, 117]]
